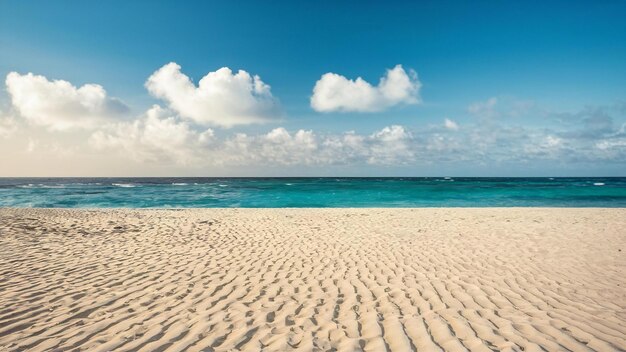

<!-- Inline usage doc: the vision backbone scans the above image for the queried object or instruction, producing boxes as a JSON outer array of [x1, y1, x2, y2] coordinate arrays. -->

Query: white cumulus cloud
[[366, 125, 414, 164], [145, 62, 279, 128], [310, 65, 421, 113], [222, 125, 415, 166], [444, 118, 459, 130], [5, 72, 129, 131], [90, 105, 214, 164], [222, 128, 319, 165]]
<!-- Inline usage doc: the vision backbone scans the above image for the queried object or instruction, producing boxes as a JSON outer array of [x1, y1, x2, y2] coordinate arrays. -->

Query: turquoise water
[[0, 177, 625, 208]]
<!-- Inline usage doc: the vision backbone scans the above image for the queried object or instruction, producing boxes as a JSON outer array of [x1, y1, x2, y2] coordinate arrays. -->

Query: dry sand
[[0, 208, 625, 352]]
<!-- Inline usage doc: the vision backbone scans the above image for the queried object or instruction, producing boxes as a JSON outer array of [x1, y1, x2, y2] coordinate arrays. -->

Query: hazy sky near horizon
[[0, 0, 625, 176]]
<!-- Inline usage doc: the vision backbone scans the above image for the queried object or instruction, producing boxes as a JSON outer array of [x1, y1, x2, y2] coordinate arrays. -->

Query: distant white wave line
[[172, 183, 189, 186], [17, 184, 65, 188], [594, 182, 605, 186], [112, 183, 136, 188], [62, 182, 103, 186]]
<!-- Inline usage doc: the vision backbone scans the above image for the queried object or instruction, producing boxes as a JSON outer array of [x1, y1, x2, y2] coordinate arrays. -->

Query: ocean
[[0, 177, 625, 208]]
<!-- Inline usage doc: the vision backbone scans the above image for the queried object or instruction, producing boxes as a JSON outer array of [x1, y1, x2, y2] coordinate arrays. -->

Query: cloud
[[581, 109, 614, 137], [0, 119, 16, 137], [0, 109, 17, 137], [222, 128, 319, 165], [367, 125, 414, 164], [90, 105, 214, 164], [555, 106, 622, 141], [221, 125, 415, 166], [5, 72, 129, 131], [467, 97, 534, 120], [145, 62, 279, 128], [26, 138, 36, 152], [22, 137, 77, 158], [4, 66, 623, 172], [310, 65, 421, 112], [90, 117, 417, 166], [444, 118, 459, 130], [467, 97, 498, 119], [88, 103, 626, 169]]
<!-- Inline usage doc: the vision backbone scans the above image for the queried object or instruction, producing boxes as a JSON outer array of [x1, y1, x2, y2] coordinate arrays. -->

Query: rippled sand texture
[[0, 208, 625, 352]]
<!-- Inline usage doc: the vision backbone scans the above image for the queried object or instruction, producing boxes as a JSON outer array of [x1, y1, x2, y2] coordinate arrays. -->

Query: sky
[[0, 0, 625, 176]]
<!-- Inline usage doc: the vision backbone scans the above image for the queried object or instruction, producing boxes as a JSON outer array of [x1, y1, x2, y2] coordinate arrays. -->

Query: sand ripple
[[0, 208, 625, 351]]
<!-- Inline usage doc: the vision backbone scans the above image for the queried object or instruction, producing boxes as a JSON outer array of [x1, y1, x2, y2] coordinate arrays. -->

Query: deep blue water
[[0, 177, 625, 208]]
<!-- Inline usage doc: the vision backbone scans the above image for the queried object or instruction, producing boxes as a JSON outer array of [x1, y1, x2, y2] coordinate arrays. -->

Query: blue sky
[[0, 1, 625, 176]]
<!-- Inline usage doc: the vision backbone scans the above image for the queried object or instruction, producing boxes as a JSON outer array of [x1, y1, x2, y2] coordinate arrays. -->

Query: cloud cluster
[[90, 105, 214, 164], [3, 66, 625, 172], [5, 72, 129, 131], [145, 63, 279, 128], [227, 125, 414, 166], [89, 114, 626, 168], [310, 65, 421, 112], [90, 112, 416, 166], [4, 63, 421, 134]]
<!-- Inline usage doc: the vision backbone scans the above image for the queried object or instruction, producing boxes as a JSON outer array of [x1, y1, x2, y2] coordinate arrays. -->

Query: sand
[[0, 208, 624, 352]]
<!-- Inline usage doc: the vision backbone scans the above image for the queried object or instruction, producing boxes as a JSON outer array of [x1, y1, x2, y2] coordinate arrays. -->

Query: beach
[[0, 208, 624, 351]]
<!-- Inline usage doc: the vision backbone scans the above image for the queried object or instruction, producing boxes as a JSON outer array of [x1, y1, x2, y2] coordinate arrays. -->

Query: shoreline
[[1, 208, 625, 351]]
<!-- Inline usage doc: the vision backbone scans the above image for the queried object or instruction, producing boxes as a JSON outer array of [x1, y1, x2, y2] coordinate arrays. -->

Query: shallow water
[[0, 177, 625, 207]]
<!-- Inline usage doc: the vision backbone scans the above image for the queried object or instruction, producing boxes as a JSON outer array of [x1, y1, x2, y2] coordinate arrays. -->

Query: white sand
[[0, 208, 624, 351]]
